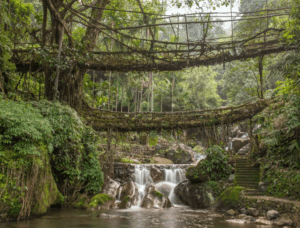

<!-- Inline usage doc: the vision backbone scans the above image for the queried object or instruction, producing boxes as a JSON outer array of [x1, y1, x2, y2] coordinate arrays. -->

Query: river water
[[0, 207, 275, 228]]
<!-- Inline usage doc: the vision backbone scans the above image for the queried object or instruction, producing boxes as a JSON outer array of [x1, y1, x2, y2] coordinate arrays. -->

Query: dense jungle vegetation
[[0, 0, 299, 221]]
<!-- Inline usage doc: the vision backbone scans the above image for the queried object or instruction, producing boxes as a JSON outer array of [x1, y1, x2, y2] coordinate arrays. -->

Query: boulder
[[255, 218, 272, 225], [237, 214, 256, 222], [118, 195, 131, 209], [164, 143, 194, 164], [237, 131, 246, 138], [120, 181, 139, 206], [174, 180, 215, 209], [185, 162, 209, 183], [267, 210, 279, 220], [102, 177, 120, 198], [232, 138, 250, 152], [150, 166, 164, 183], [239, 208, 247, 214], [155, 182, 174, 197], [230, 126, 240, 138], [226, 209, 237, 216], [246, 208, 259, 217], [236, 144, 249, 155], [87, 194, 115, 209], [228, 174, 235, 183], [140, 188, 173, 209], [273, 214, 293, 227], [213, 186, 244, 211]]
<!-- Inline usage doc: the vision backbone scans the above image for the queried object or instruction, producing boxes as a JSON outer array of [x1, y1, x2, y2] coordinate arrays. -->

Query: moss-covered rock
[[31, 158, 58, 215], [0, 151, 58, 221], [164, 144, 193, 164], [54, 191, 65, 206], [185, 161, 209, 183], [73, 196, 89, 209], [118, 195, 131, 209], [88, 194, 115, 209], [174, 180, 219, 208], [214, 186, 244, 210], [140, 189, 173, 209]]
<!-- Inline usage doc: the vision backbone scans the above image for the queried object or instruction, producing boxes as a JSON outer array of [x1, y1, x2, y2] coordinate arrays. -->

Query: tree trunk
[[161, 93, 162, 112], [54, 27, 64, 100], [135, 87, 137, 113], [172, 76, 175, 112], [140, 84, 143, 112], [92, 70, 95, 100], [115, 74, 118, 111], [258, 55, 264, 99], [107, 128, 114, 178], [43, 0, 111, 110], [121, 79, 123, 112], [108, 72, 111, 110], [150, 72, 153, 112]]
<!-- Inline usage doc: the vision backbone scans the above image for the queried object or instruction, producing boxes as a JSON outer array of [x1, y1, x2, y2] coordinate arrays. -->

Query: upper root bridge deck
[[12, 8, 292, 73]]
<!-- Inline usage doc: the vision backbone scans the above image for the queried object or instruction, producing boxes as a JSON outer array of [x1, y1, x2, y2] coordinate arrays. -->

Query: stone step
[[237, 185, 259, 189], [236, 181, 259, 185], [236, 182, 259, 186], [235, 179, 259, 183], [235, 172, 260, 175], [235, 174, 260, 177], [245, 192, 264, 196], [237, 182, 259, 186], [244, 189, 264, 196], [235, 169, 260, 172], [236, 165, 259, 168], [235, 178, 259, 182], [236, 166, 259, 169]]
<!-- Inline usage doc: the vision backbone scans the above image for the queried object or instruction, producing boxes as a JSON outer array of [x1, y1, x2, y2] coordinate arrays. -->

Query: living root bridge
[[79, 98, 274, 132]]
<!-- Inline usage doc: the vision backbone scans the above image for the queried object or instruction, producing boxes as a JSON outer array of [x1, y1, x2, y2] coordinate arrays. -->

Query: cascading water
[[194, 153, 206, 164], [134, 165, 153, 202], [163, 166, 186, 205]]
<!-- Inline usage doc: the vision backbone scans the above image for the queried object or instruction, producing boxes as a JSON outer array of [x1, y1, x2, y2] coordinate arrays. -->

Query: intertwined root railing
[[12, 7, 292, 73], [79, 98, 274, 132]]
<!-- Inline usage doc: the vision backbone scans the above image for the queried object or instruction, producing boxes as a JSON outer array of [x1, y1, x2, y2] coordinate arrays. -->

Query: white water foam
[[134, 165, 153, 204]]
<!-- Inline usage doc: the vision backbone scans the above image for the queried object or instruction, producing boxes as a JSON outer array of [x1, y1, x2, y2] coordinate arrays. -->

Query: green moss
[[31, 157, 58, 215], [193, 145, 203, 153], [154, 191, 164, 198], [216, 186, 244, 206], [54, 191, 65, 205], [120, 158, 141, 164], [73, 196, 88, 208], [205, 181, 223, 197], [124, 195, 131, 203], [88, 194, 113, 208]]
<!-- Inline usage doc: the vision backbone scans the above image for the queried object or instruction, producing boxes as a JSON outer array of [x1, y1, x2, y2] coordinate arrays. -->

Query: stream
[[0, 154, 277, 228], [0, 207, 275, 228]]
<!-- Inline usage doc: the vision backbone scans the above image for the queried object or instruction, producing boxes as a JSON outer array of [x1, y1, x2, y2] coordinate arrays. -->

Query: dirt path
[[244, 195, 300, 205]]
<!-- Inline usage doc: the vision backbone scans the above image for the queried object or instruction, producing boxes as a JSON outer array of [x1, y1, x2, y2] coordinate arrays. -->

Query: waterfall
[[133, 165, 187, 206], [194, 153, 206, 164], [165, 166, 185, 184], [163, 166, 186, 205], [134, 165, 153, 202], [241, 133, 249, 138], [117, 186, 123, 201]]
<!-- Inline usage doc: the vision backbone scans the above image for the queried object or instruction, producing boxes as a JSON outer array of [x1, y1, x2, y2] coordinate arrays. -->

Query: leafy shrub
[[0, 99, 52, 156], [199, 145, 232, 181], [0, 99, 104, 217], [31, 101, 104, 195]]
